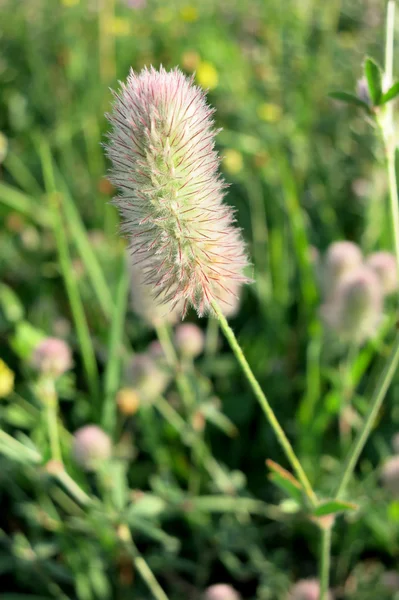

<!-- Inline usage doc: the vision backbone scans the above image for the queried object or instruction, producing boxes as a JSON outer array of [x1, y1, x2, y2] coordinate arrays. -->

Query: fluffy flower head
[[72, 425, 112, 471], [322, 241, 362, 298], [288, 578, 333, 600], [366, 251, 398, 295], [321, 266, 382, 343], [203, 584, 241, 600], [106, 66, 249, 316]]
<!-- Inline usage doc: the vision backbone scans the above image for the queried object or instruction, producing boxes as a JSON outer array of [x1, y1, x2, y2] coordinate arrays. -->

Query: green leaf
[[328, 91, 371, 112], [267, 460, 304, 504], [313, 499, 358, 517], [381, 81, 399, 104], [364, 57, 383, 105]]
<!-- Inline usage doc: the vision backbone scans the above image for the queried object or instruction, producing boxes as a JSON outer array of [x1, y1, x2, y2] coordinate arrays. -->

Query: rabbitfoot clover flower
[[106, 66, 249, 317]]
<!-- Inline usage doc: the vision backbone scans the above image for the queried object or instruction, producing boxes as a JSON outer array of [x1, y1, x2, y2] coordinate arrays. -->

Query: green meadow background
[[0, 0, 398, 598]]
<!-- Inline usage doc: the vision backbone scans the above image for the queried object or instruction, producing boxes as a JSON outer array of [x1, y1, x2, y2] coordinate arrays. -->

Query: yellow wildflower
[[180, 5, 198, 22], [223, 149, 243, 175], [107, 18, 131, 37], [257, 103, 282, 122], [196, 62, 218, 90], [0, 359, 14, 398]]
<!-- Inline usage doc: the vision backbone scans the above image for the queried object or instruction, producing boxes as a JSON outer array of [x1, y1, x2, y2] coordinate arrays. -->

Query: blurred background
[[1, 0, 399, 598]]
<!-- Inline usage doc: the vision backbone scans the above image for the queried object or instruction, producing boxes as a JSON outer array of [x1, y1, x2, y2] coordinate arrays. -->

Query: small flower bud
[[321, 266, 382, 343], [72, 425, 112, 471], [106, 66, 249, 317], [323, 241, 363, 298], [125, 353, 169, 402], [366, 251, 398, 295], [117, 387, 140, 415], [31, 337, 72, 377], [381, 456, 399, 497], [175, 323, 205, 357], [288, 578, 333, 600], [203, 584, 241, 600]]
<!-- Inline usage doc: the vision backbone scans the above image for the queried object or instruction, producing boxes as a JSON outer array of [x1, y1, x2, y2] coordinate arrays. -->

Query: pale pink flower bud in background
[[203, 583, 241, 600], [130, 260, 183, 328], [288, 578, 333, 600], [72, 425, 112, 471], [106, 66, 249, 317], [381, 455, 399, 497], [381, 570, 399, 592], [321, 266, 382, 343], [31, 337, 72, 377], [125, 352, 169, 402], [366, 251, 398, 295], [175, 323, 205, 358], [322, 241, 363, 298]]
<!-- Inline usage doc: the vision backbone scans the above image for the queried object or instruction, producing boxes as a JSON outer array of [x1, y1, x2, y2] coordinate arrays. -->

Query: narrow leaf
[[328, 91, 371, 112], [364, 57, 383, 105], [267, 459, 304, 504], [381, 81, 399, 105], [313, 499, 358, 517]]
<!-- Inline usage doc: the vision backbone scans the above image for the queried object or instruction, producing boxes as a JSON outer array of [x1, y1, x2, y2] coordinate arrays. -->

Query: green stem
[[43, 378, 62, 463], [124, 531, 169, 600], [319, 527, 332, 600], [335, 331, 399, 498], [205, 317, 219, 357], [211, 299, 317, 506]]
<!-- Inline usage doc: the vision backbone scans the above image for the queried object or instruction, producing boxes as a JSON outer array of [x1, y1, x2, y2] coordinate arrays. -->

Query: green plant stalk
[[319, 526, 332, 600], [102, 257, 130, 432], [44, 378, 62, 463], [211, 299, 317, 506], [334, 331, 399, 498]]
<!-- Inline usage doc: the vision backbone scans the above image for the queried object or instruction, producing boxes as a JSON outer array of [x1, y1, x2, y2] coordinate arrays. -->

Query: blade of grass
[[37, 137, 100, 402], [54, 168, 115, 319], [102, 256, 130, 433], [4, 151, 43, 196], [0, 182, 50, 227]]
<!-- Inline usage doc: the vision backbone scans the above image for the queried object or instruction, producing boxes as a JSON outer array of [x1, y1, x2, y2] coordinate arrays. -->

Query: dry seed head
[[106, 66, 249, 317], [323, 241, 363, 298], [366, 251, 398, 295], [321, 266, 383, 343], [203, 584, 241, 600]]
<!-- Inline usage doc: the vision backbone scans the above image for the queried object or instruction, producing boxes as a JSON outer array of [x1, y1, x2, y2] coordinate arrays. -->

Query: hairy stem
[[212, 299, 317, 506]]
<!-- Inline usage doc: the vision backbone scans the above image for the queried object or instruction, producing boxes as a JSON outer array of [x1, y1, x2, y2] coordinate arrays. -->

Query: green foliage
[[0, 0, 399, 598]]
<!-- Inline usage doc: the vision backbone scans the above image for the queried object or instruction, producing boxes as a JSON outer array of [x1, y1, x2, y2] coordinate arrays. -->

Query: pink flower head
[[203, 584, 241, 600], [106, 66, 249, 317], [31, 337, 72, 377], [72, 425, 112, 471], [366, 251, 398, 295], [288, 578, 333, 600], [321, 266, 383, 343]]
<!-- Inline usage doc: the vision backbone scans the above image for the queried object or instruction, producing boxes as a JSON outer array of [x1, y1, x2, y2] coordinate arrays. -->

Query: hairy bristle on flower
[[129, 258, 183, 327], [106, 66, 250, 317]]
